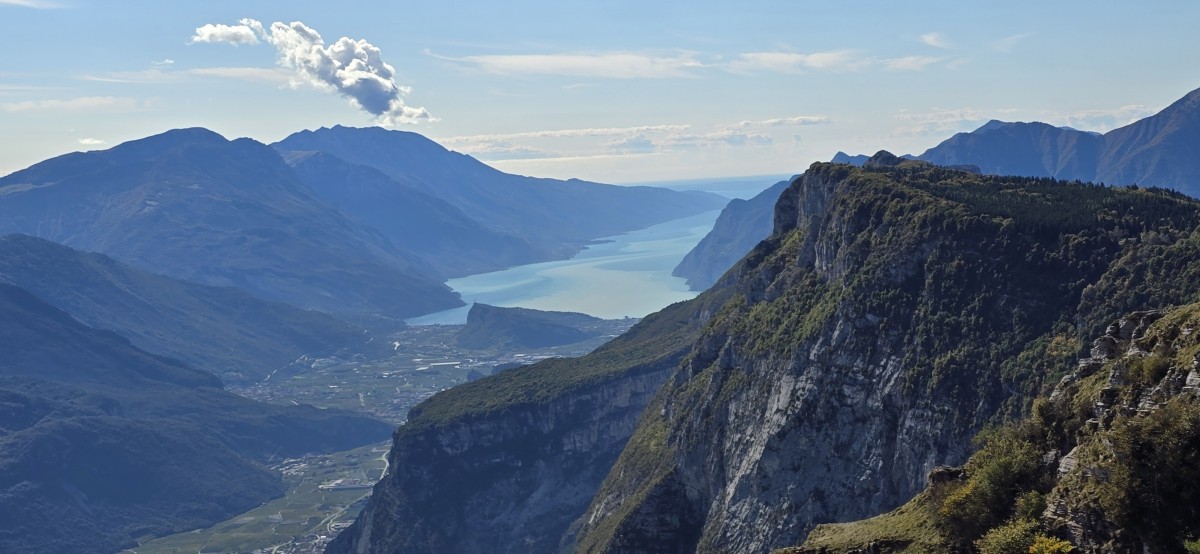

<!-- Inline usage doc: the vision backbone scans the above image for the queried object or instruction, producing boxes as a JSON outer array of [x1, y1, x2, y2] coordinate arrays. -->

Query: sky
[[1, 0, 1197, 183]]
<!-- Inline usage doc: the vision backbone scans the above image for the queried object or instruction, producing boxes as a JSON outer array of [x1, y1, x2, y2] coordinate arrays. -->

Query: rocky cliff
[[794, 304, 1200, 553], [572, 153, 1200, 553], [326, 292, 729, 553]]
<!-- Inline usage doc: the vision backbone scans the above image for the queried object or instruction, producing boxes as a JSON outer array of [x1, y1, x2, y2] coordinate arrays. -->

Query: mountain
[[0, 128, 460, 318], [328, 154, 1200, 553], [672, 178, 792, 291], [273, 125, 727, 257], [830, 151, 869, 166], [455, 303, 605, 349], [284, 151, 542, 277], [919, 119, 1105, 181], [795, 306, 1200, 553], [919, 87, 1200, 197], [0, 234, 364, 384], [0, 283, 392, 554]]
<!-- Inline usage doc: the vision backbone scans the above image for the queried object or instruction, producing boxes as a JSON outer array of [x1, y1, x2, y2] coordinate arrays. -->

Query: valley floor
[[128, 319, 636, 553]]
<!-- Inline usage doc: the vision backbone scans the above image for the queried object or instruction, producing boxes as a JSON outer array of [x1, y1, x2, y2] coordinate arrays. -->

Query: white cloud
[[192, 19, 431, 125], [0, 0, 61, 8], [992, 33, 1031, 53], [191, 22, 260, 45], [186, 67, 292, 84], [883, 56, 944, 71], [734, 115, 832, 128], [442, 124, 691, 144], [457, 140, 558, 161], [77, 138, 104, 146], [0, 96, 141, 113], [920, 32, 951, 49], [151, 59, 175, 66], [894, 107, 1020, 135], [728, 50, 867, 74], [1046, 104, 1157, 133], [607, 134, 657, 154], [437, 51, 704, 79]]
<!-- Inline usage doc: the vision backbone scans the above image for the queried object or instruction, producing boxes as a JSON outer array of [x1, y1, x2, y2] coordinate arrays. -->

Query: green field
[[126, 442, 389, 554]]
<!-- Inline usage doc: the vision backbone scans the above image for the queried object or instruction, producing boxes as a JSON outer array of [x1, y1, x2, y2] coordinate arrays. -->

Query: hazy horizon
[[2, 1, 1197, 182]]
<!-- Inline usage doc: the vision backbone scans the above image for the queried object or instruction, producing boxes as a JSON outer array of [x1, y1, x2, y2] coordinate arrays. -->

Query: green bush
[[975, 519, 1038, 554], [1028, 535, 1074, 553]]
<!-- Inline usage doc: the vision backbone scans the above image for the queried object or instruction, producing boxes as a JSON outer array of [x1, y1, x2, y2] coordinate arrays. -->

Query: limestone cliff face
[[573, 155, 1200, 553], [326, 295, 724, 554]]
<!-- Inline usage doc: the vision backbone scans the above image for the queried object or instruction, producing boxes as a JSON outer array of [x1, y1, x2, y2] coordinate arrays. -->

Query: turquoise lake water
[[407, 209, 723, 324]]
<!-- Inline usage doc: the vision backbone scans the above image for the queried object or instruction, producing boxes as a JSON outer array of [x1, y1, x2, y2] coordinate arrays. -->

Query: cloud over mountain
[[192, 19, 430, 125]]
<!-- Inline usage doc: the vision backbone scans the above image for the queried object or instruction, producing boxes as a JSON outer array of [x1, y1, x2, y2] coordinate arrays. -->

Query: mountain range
[[0, 128, 457, 318], [920, 88, 1200, 195], [273, 125, 726, 261], [674, 86, 1200, 294], [0, 126, 723, 320]]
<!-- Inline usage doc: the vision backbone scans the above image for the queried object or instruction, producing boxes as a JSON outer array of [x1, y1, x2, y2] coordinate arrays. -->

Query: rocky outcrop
[[573, 154, 1200, 553]]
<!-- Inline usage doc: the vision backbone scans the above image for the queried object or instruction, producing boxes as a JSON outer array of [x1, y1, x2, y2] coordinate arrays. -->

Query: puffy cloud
[[77, 138, 104, 146], [191, 22, 260, 45], [192, 19, 430, 125]]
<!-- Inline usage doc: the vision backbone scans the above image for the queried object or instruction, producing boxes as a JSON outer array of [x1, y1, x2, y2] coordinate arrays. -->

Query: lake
[[407, 209, 723, 324]]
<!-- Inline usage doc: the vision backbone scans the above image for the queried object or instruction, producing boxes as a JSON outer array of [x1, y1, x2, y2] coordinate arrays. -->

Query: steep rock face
[[672, 178, 792, 291], [794, 305, 1200, 553], [326, 295, 727, 553], [574, 156, 1200, 553]]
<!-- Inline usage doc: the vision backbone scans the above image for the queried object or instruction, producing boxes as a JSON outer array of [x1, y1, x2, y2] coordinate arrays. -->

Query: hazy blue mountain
[[919, 119, 1104, 180], [455, 303, 604, 349], [0, 283, 391, 554], [273, 126, 727, 257], [284, 151, 541, 277], [0, 234, 365, 384], [919, 87, 1200, 196], [0, 128, 460, 318], [829, 151, 869, 166], [1096, 87, 1200, 190], [671, 178, 793, 291]]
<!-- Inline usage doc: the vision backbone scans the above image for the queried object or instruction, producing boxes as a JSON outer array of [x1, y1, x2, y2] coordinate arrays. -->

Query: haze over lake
[[408, 209, 723, 324]]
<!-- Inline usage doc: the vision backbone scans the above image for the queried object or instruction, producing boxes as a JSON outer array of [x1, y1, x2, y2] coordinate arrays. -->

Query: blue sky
[[1, 0, 1197, 182]]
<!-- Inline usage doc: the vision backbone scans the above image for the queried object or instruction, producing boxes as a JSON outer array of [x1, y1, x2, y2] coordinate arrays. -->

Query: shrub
[[1028, 535, 1074, 553], [975, 519, 1037, 554]]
